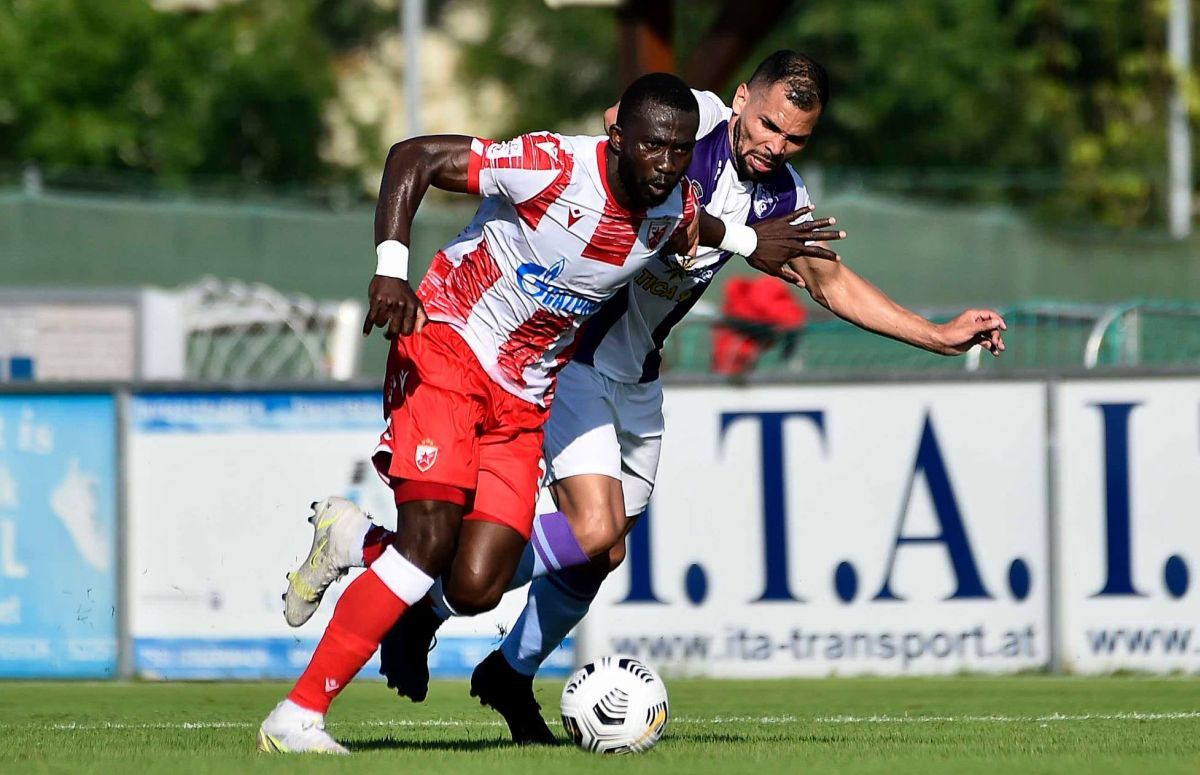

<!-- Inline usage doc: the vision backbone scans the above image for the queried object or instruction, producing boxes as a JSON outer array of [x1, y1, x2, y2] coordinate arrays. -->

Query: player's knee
[[605, 536, 628, 572], [446, 559, 511, 619], [444, 565, 506, 616], [571, 505, 625, 557]]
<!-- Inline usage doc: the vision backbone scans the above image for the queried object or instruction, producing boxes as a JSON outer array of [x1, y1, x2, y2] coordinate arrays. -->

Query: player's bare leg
[[379, 519, 524, 702], [258, 497, 461, 754], [476, 524, 632, 745], [549, 474, 628, 559], [447, 520, 559, 745], [378, 474, 625, 705]]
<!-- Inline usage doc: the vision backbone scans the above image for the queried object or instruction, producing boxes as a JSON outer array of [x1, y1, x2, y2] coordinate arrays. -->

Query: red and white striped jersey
[[417, 132, 698, 407]]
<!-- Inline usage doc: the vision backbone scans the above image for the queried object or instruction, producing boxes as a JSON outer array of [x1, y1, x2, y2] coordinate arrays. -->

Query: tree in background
[[0, 0, 335, 186], [0, 0, 1189, 227], [456, 0, 1187, 228]]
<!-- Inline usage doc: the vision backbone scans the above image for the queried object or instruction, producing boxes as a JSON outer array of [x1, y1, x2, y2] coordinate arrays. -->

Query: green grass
[[1, 677, 1198, 773]]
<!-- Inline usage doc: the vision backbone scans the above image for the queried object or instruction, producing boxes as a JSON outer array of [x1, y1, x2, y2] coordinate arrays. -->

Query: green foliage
[[0, 0, 1188, 227], [752, 0, 1175, 226], [0, 0, 336, 185], [452, 0, 617, 135], [457, 0, 1185, 228]]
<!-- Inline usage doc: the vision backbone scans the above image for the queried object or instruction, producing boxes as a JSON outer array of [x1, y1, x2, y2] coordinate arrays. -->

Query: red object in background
[[712, 277, 807, 375]]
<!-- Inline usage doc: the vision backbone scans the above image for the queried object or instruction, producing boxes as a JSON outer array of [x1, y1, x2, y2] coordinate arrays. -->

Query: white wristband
[[375, 240, 410, 280], [718, 222, 758, 257]]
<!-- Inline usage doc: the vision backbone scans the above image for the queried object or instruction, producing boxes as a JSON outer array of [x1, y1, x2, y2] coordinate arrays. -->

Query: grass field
[[1, 677, 1198, 773]]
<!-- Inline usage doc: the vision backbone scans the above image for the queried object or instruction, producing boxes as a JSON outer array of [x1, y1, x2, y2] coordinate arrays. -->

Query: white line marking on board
[[7, 711, 1199, 732]]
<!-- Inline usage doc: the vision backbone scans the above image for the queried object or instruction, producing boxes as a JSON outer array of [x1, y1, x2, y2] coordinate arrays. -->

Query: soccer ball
[[559, 655, 669, 754]]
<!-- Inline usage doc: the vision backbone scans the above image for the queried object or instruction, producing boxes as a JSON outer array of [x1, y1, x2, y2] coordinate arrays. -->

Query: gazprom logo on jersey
[[517, 260, 601, 315]]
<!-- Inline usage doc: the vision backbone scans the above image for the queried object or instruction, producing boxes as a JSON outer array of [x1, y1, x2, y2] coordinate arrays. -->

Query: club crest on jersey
[[415, 439, 438, 472], [753, 189, 778, 218], [645, 219, 672, 250]]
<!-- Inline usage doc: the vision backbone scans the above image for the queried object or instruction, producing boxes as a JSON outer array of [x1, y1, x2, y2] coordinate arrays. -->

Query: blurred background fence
[[7, 169, 1200, 380]]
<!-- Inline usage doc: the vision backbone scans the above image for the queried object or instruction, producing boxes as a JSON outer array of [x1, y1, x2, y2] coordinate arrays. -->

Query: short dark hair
[[748, 50, 830, 111], [616, 72, 699, 127]]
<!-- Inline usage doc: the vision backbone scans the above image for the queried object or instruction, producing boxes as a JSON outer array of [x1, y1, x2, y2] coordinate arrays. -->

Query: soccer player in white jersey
[[368, 52, 1008, 745], [258, 73, 829, 754]]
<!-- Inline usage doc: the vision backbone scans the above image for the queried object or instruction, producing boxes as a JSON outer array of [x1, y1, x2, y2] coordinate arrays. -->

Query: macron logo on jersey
[[517, 260, 601, 316]]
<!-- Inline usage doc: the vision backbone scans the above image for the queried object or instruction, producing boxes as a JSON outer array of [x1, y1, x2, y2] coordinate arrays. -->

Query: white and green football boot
[[284, 496, 372, 627], [257, 700, 348, 755]]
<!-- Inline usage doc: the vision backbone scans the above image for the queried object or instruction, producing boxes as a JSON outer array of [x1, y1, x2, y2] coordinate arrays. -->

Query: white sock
[[278, 698, 322, 721]]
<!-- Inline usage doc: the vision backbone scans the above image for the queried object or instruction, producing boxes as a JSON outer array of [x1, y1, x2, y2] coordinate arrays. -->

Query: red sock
[[362, 525, 394, 566], [288, 548, 432, 713]]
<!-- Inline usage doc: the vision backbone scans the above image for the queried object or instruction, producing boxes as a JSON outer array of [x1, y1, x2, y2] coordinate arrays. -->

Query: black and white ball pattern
[[560, 656, 669, 754]]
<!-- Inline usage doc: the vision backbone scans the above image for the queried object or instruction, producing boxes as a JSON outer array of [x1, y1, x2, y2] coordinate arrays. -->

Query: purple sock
[[529, 511, 589, 579]]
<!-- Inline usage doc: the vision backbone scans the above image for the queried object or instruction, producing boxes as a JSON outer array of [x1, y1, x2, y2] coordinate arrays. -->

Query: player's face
[[612, 107, 699, 209], [730, 81, 822, 181]]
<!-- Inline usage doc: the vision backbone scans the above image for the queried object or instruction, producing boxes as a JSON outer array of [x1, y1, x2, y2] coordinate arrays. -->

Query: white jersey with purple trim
[[572, 90, 812, 384]]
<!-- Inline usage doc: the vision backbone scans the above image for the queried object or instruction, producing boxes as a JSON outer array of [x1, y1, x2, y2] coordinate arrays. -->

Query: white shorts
[[543, 361, 664, 517]]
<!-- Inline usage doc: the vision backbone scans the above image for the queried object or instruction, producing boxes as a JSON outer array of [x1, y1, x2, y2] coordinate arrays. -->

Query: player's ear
[[731, 83, 750, 116], [608, 122, 623, 153], [603, 103, 620, 133]]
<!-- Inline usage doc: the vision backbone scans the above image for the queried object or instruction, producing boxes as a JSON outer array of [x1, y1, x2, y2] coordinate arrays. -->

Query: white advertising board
[[582, 382, 1049, 677], [126, 392, 571, 679], [1055, 378, 1200, 674]]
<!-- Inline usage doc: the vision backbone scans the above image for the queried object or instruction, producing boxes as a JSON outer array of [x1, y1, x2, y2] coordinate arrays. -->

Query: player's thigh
[[543, 362, 624, 485]]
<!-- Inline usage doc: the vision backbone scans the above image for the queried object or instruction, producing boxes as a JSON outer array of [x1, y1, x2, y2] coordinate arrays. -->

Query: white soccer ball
[[559, 655, 669, 754]]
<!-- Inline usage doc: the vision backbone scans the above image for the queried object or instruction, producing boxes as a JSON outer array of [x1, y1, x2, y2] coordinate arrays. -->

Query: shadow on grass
[[351, 736, 564, 753]]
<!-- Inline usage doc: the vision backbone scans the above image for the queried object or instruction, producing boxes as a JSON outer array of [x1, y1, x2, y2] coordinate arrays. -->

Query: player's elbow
[[385, 138, 429, 169]]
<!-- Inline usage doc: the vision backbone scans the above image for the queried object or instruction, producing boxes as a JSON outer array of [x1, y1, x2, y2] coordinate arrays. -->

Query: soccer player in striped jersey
[[258, 72, 834, 754], [373, 52, 1007, 745]]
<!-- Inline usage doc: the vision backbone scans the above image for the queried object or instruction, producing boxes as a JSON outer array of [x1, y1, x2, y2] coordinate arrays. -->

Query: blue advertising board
[[0, 395, 118, 677]]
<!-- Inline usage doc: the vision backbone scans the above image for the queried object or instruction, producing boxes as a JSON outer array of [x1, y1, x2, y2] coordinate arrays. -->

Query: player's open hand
[[363, 275, 428, 339], [744, 206, 846, 285], [933, 309, 1007, 356]]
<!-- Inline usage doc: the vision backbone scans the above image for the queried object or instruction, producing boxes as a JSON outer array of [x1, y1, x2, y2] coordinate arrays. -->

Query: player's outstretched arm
[[696, 207, 845, 285], [787, 256, 1007, 357], [364, 135, 474, 339]]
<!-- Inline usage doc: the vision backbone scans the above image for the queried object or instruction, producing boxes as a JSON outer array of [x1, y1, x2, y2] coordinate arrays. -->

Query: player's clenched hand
[[932, 309, 1007, 356], [744, 206, 846, 285], [363, 275, 428, 338], [662, 210, 701, 258]]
